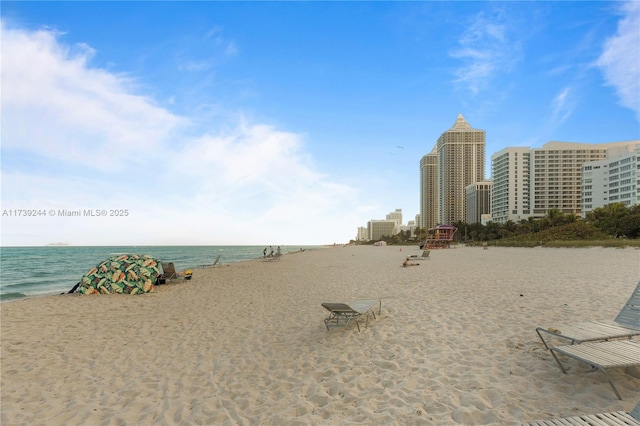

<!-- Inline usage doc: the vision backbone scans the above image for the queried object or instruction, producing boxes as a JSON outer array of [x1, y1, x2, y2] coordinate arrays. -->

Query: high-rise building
[[582, 143, 640, 216], [367, 220, 397, 241], [355, 226, 368, 241], [465, 181, 492, 224], [491, 147, 531, 224], [358, 209, 408, 241], [419, 148, 438, 229], [386, 209, 403, 226], [436, 114, 486, 224], [491, 140, 639, 223], [531, 142, 610, 217]]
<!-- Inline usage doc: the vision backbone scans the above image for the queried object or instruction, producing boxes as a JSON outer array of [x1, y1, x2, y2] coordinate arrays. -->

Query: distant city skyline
[[364, 132, 639, 241], [1, 2, 638, 246]]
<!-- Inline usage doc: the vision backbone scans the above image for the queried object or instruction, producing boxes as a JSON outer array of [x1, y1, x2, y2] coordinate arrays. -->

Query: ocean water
[[0, 245, 317, 302]]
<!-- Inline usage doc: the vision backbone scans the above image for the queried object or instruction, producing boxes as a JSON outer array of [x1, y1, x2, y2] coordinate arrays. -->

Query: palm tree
[[517, 218, 533, 235], [586, 202, 630, 237], [546, 209, 565, 227]]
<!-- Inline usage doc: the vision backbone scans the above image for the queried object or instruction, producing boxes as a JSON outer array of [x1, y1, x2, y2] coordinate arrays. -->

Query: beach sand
[[1, 246, 639, 425]]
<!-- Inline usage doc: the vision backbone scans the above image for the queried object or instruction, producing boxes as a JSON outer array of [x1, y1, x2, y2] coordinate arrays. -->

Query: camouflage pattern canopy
[[78, 254, 160, 295]]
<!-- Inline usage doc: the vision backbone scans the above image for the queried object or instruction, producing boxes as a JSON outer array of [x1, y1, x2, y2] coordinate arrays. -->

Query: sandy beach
[[1, 245, 639, 425]]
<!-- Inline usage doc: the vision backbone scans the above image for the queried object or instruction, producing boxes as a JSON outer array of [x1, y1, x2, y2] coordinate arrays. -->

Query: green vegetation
[[459, 203, 640, 248], [354, 230, 414, 246], [352, 203, 640, 248]]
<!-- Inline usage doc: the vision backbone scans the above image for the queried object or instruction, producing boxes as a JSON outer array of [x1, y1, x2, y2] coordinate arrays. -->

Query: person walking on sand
[[269, 246, 274, 257], [263, 247, 267, 258]]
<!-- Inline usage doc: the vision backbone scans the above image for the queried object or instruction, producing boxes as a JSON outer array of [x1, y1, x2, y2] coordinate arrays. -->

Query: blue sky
[[1, 1, 639, 246]]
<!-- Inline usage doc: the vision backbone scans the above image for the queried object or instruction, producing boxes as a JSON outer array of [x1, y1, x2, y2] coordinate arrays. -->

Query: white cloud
[[551, 87, 574, 125], [0, 22, 359, 246], [224, 41, 238, 56], [1, 23, 184, 171], [179, 61, 212, 72], [205, 25, 224, 39], [595, 1, 640, 119], [450, 9, 521, 95], [204, 25, 238, 57]]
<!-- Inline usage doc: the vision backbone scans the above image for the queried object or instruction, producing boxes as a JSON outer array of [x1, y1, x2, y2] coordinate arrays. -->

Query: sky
[[1, 1, 639, 246]]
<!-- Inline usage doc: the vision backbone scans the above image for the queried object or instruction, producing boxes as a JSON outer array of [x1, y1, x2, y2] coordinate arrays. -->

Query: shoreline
[[2, 246, 639, 424], [0, 245, 322, 303]]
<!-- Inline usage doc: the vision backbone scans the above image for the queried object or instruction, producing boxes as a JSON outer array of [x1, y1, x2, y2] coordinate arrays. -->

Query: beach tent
[[76, 254, 161, 295]]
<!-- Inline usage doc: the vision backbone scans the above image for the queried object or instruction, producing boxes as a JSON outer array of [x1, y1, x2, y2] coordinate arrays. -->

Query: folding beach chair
[[536, 280, 640, 349], [520, 399, 640, 425], [198, 255, 222, 268], [321, 299, 382, 332], [548, 339, 640, 400], [408, 250, 431, 260], [161, 262, 178, 280], [207, 255, 221, 267]]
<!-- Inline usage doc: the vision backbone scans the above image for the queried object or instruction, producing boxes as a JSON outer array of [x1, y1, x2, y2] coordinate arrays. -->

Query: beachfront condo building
[[582, 143, 640, 217], [419, 149, 438, 229], [355, 226, 368, 241], [386, 209, 403, 226], [491, 147, 531, 224], [436, 114, 486, 225], [397, 220, 417, 237], [465, 181, 492, 224], [530, 142, 610, 217], [357, 209, 413, 241], [490, 141, 640, 223], [367, 220, 397, 241]]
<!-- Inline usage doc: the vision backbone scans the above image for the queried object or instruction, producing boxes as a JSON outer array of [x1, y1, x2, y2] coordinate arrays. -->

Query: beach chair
[[536, 280, 640, 349], [408, 250, 431, 260], [520, 399, 640, 425], [207, 255, 221, 267], [321, 299, 382, 332], [161, 262, 178, 280], [198, 255, 222, 268], [548, 339, 640, 400]]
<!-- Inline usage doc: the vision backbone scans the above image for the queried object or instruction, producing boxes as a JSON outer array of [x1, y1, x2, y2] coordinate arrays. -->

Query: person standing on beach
[[263, 247, 267, 258], [276, 246, 281, 257], [269, 246, 274, 257]]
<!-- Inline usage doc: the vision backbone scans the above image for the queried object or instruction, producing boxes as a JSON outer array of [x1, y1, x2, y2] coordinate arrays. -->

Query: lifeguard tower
[[422, 224, 457, 249]]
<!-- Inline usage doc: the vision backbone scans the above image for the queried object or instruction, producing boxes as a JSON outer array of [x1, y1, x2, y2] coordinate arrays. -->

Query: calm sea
[[0, 245, 318, 302]]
